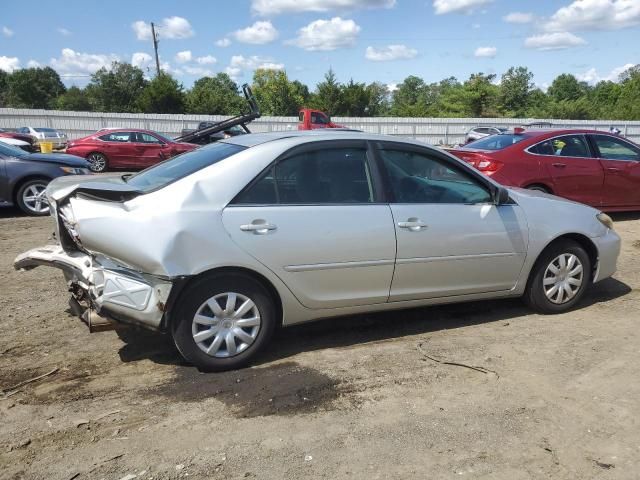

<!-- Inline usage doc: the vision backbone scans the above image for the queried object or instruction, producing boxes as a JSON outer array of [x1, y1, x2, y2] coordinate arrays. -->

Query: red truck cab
[[298, 109, 343, 130]]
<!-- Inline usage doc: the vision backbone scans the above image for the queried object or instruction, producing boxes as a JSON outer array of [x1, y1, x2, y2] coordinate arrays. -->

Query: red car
[[66, 128, 198, 172], [0, 129, 37, 152], [447, 128, 640, 212]]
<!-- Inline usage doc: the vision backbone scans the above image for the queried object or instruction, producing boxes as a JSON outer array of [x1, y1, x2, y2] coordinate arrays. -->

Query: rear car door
[[97, 131, 134, 167], [374, 143, 528, 301], [222, 141, 396, 309], [528, 134, 604, 206], [589, 134, 640, 208]]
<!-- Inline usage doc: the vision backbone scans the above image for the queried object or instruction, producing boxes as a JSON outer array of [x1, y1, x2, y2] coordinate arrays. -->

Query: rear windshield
[[465, 133, 529, 150], [34, 128, 57, 133], [125, 142, 246, 192]]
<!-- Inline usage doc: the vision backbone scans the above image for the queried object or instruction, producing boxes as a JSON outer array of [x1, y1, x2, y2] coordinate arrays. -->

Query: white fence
[[1, 108, 639, 145]]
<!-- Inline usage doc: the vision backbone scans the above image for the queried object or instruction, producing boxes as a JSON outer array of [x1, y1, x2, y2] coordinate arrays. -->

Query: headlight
[[60, 166, 90, 175], [596, 212, 614, 230]]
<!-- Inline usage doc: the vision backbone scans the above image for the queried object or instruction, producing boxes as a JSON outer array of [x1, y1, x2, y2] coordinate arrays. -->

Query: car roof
[[221, 130, 431, 148], [96, 128, 159, 134]]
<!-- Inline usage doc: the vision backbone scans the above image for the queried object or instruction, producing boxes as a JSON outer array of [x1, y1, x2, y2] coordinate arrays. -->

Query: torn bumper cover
[[14, 245, 173, 331]]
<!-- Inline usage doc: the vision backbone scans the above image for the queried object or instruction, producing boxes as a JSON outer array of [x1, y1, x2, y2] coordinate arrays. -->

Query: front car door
[[130, 132, 166, 167], [527, 134, 604, 206], [310, 112, 330, 129], [222, 140, 396, 309], [373, 143, 528, 301], [588, 134, 640, 209]]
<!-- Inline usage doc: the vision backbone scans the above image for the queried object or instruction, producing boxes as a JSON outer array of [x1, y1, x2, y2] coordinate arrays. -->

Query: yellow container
[[40, 142, 53, 154]]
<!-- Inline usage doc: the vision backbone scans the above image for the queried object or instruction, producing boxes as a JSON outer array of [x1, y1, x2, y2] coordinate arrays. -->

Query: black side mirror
[[495, 186, 510, 205]]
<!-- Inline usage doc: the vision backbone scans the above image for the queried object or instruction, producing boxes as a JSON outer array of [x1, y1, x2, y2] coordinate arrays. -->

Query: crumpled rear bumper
[[14, 245, 173, 330]]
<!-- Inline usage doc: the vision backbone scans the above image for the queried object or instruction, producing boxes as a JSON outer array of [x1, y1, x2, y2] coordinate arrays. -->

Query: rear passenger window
[[530, 135, 591, 157], [234, 148, 374, 205]]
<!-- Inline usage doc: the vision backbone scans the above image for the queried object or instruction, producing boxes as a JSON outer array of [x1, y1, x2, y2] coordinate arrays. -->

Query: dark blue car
[[0, 141, 90, 216]]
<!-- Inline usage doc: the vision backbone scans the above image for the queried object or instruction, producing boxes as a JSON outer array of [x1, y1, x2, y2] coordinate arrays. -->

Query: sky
[[1, 0, 639, 92]]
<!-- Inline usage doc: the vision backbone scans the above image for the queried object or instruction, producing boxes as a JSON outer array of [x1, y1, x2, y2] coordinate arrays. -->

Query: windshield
[[126, 142, 246, 192], [0, 140, 28, 158], [465, 133, 529, 151]]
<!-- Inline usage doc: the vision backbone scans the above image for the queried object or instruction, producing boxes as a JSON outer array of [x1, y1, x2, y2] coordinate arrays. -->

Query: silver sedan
[[15, 131, 621, 371]]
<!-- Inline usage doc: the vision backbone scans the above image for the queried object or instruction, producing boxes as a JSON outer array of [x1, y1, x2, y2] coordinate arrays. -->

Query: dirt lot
[[0, 208, 639, 480]]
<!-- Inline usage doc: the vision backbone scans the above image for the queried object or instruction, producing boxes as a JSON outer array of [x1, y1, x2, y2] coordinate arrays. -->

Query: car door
[[589, 134, 640, 208], [97, 131, 133, 167], [222, 141, 396, 309], [130, 132, 166, 168], [374, 143, 528, 302], [528, 134, 604, 206]]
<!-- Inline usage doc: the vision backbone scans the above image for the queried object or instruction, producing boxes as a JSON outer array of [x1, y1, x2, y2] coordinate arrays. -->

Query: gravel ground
[[0, 207, 639, 480]]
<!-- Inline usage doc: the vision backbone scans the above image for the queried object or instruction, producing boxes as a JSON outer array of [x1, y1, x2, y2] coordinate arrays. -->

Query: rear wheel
[[16, 178, 50, 216], [526, 184, 550, 193], [87, 152, 108, 172], [172, 273, 276, 371], [524, 240, 591, 314]]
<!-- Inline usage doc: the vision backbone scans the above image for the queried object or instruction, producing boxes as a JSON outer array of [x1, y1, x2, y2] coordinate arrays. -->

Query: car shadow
[[610, 211, 640, 222], [117, 277, 631, 369], [0, 206, 26, 219]]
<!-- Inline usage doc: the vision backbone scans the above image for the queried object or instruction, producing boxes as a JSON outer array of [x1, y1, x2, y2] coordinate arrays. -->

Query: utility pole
[[151, 22, 161, 76]]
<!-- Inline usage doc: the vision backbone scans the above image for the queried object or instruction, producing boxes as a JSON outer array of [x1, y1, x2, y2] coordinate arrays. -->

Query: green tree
[[290, 80, 310, 109], [524, 88, 551, 117], [390, 76, 429, 116], [589, 81, 622, 118], [365, 82, 390, 116], [186, 73, 244, 114], [547, 74, 587, 102], [461, 73, 500, 117], [56, 86, 92, 111], [0, 70, 9, 107], [340, 79, 369, 116], [312, 69, 343, 115], [86, 62, 147, 112], [614, 65, 640, 120], [251, 69, 303, 116], [500, 66, 534, 116], [6, 67, 65, 109], [137, 73, 185, 113]]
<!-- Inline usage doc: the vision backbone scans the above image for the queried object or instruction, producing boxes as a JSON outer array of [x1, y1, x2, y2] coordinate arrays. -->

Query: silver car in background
[[465, 126, 508, 144], [17, 126, 68, 150], [14, 131, 620, 371]]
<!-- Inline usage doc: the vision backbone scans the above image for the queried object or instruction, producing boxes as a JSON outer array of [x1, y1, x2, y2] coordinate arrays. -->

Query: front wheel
[[524, 240, 591, 314], [16, 178, 50, 216], [172, 273, 276, 371], [86, 152, 108, 173]]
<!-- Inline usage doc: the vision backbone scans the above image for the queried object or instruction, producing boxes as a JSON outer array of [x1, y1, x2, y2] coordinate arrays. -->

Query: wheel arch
[[12, 174, 52, 205], [524, 182, 554, 194], [532, 233, 599, 280], [163, 266, 284, 332]]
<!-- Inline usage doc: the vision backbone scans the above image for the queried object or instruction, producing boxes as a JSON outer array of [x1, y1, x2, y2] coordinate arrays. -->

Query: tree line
[[0, 62, 639, 120]]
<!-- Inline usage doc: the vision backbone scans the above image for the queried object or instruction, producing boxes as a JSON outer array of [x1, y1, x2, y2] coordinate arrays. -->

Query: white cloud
[[287, 17, 360, 51], [175, 50, 192, 63], [503, 12, 534, 24], [183, 65, 215, 76], [251, 0, 395, 16], [27, 60, 41, 68], [216, 38, 232, 47], [131, 52, 153, 69], [50, 48, 118, 76], [474, 46, 497, 57], [57, 27, 72, 36], [2, 26, 14, 37], [433, 0, 493, 15], [365, 44, 418, 61], [132, 16, 194, 41], [196, 55, 217, 65], [224, 55, 284, 80], [576, 63, 636, 84], [546, 0, 640, 32], [524, 32, 587, 51], [387, 83, 399, 92], [0, 56, 20, 72], [233, 21, 278, 44]]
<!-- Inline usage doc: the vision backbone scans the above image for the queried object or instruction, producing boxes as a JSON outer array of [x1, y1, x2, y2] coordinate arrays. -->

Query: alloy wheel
[[191, 292, 261, 358], [543, 253, 584, 304], [21, 183, 49, 214], [87, 153, 106, 172]]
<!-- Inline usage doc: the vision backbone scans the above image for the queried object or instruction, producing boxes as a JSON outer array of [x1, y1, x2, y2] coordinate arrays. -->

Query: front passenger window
[[380, 149, 492, 204]]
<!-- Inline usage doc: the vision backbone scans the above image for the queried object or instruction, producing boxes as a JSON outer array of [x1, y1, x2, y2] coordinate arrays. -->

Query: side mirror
[[495, 186, 510, 205]]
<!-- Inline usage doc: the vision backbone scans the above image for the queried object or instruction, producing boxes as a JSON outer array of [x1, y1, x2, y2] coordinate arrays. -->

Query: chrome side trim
[[396, 252, 520, 265], [284, 259, 395, 272]]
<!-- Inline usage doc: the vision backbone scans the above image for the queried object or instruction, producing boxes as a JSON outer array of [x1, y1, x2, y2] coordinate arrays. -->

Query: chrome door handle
[[606, 167, 621, 173], [552, 163, 567, 168], [240, 221, 277, 235], [398, 218, 428, 232]]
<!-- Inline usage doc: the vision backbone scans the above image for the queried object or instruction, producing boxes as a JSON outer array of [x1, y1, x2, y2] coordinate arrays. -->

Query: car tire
[[171, 273, 276, 371], [524, 239, 591, 314], [526, 185, 550, 193], [15, 178, 50, 216], [87, 152, 108, 173]]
